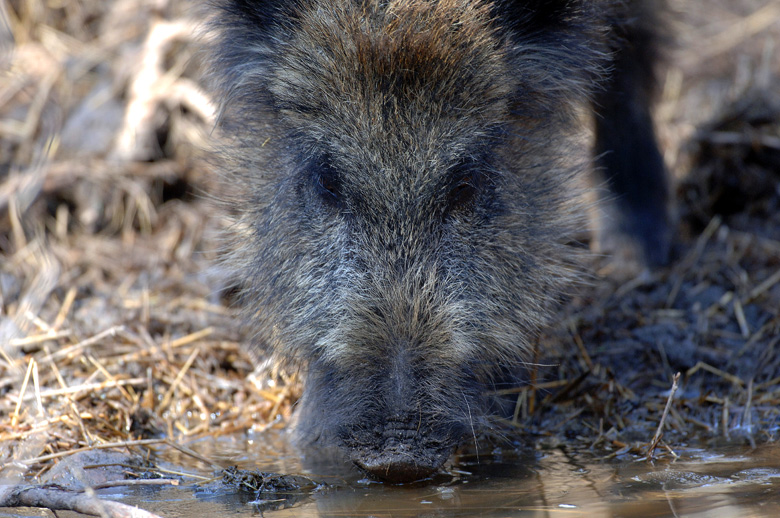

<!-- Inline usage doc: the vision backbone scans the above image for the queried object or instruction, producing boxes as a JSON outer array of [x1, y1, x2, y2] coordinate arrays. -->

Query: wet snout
[[346, 343, 460, 482], [354, 440, 445, 483]]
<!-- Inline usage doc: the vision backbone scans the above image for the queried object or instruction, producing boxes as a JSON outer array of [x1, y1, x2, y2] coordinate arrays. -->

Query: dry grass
[[0, 0, 778, 492], [0, 0, 299, 483]]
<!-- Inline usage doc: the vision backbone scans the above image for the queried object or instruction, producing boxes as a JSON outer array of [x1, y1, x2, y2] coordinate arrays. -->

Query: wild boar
[[208, 0, 669, 482]]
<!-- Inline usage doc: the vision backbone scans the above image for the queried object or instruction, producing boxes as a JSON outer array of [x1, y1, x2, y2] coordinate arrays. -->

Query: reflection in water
[[152, 434, 780, 518], [5, 434, 777, 518]]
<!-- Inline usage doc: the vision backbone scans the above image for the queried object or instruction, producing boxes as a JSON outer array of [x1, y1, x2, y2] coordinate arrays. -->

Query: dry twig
[[646, 372, 681, 461], [0, 485, 165, 518]]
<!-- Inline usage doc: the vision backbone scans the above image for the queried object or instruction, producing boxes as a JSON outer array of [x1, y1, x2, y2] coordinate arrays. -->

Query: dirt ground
[[1, 0, 779, 500]]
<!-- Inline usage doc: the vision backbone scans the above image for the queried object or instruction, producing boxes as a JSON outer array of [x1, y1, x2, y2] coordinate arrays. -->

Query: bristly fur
[[205, 0, 665, 481]]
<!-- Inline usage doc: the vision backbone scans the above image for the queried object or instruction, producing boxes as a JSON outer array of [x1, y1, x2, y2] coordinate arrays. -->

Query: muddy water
[[4, 433, 780, 517], [112, 434, 780, 517]]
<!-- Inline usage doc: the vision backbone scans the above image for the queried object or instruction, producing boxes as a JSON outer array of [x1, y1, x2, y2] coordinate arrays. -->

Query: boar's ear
[[492, 0, 607, 115], [493, 0, 594, 33], [208, 1, 300, 120], [211, 0, 300, 31], [210, 0, 299, 52]]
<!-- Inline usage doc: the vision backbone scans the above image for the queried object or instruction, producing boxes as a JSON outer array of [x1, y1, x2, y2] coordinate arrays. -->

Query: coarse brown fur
[[207, 0, 667, 482]]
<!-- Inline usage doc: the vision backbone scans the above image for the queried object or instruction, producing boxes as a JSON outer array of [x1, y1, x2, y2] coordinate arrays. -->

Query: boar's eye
[[313, 160, 339, 204], [447, 163, 481, 212]]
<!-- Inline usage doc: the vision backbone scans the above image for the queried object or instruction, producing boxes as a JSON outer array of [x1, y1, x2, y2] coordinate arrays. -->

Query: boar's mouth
[[341, 417, 461, 483], [351, 444, 453, 483]]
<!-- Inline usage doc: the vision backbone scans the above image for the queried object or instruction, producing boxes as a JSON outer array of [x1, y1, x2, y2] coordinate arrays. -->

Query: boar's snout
[[348, 418, 458, 483], [299, 351, 471, 483]]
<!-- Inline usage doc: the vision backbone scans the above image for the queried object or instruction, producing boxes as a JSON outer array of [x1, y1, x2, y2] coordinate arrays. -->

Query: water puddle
[[7, 433, 779, 518]]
